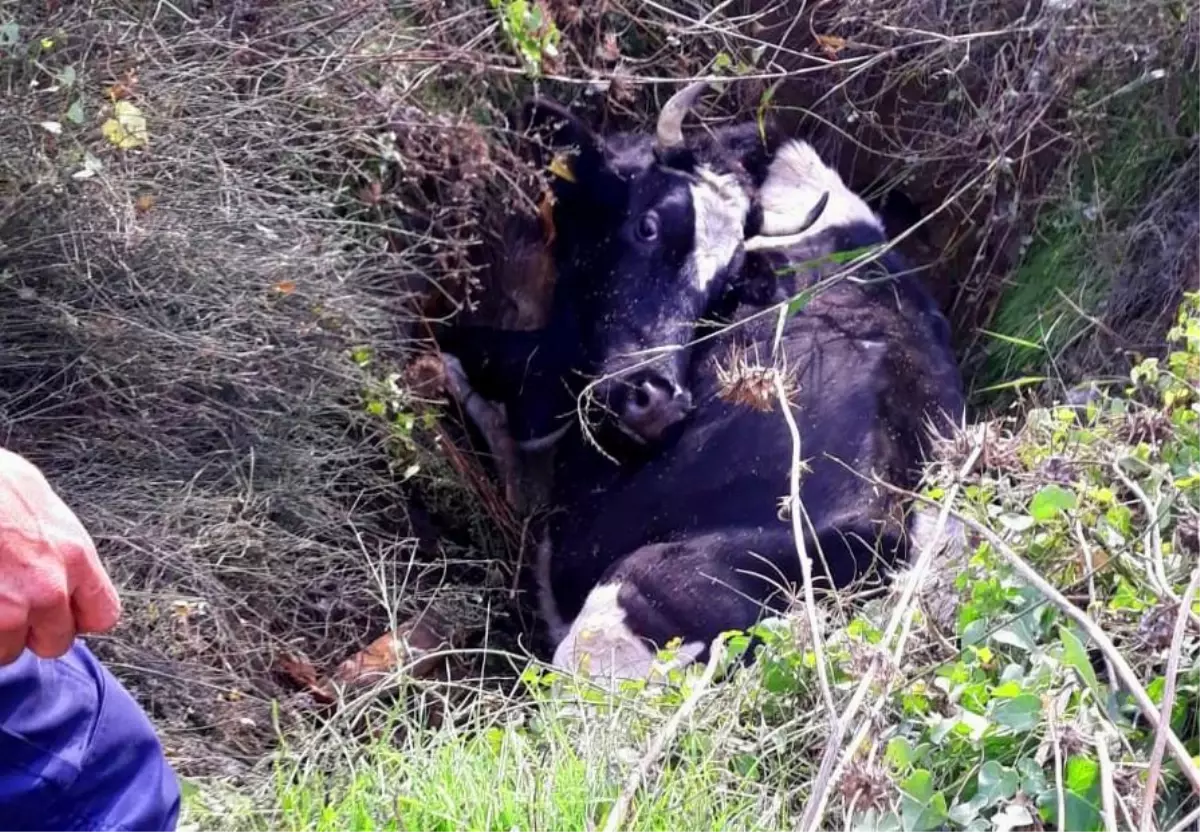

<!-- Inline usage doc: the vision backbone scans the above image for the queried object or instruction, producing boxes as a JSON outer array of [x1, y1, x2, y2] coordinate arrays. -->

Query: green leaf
[[1065, 756, 1098, 793], [886, 736, 916, 770], [57, 64, 76, 88], [901, 769, 934, 803], [1056, 756, 1103, 832], [900, 770, 948, 832], [947, 794, 987, 827], [1029, 484, 1077, 522], [0, 21, 19, 46], [990, 693, 1042, 732], [977, 760, 1019, 805], [993, 804, 1036, 832], [1058, 626, 1102, 699], [1017, 758, 1049, 796], [65, 98, 84, 125], [785, 285, 818, 318]]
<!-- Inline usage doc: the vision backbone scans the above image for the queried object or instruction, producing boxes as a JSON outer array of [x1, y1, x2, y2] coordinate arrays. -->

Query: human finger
[[26, 594, 77, 660], [0, 600, 30, 666], [70, 565, 121, 635]]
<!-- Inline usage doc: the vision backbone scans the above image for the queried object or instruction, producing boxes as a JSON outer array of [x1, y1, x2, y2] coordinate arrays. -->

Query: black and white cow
[[434, 83, 965, 684]]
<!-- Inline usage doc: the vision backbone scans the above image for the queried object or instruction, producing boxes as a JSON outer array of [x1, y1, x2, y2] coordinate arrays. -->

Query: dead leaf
[[597, 32, 620, 62], [547, 152, 575, 183], [100, 100, 148, 150], [134, 194, 155, 214], [272, 279, 296, 295], [815, 34, 847, 59], [276, 653, 335, 703], [333, 612, 453, 687], [105, 68, 139, 102]]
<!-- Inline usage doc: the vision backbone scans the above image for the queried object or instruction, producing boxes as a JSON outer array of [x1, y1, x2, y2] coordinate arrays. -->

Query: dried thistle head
[[405, 352, 450, 399], [1057, 724, 1088, 758], [1173, 511, 1198, 557], [1121, 407, 1174, 448], [1137, 602, 1181, 650], [1035, 455, 1079, 485], [713, 342, 798, 412], [838, 757, 894, 813]]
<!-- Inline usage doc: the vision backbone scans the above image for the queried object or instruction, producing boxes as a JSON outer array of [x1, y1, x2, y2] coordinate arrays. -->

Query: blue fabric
[[0, 641, 180, 831]]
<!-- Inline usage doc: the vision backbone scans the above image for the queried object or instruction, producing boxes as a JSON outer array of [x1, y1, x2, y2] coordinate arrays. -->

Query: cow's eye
[[635, 212, 660, 242]]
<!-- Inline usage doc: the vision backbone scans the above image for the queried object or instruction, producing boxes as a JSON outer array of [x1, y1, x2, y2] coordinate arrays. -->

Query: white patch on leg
[[908, 504, 967, 563], [686, 165, 751, 292], [758, 140, 883, 238], [552, 582, 705, 687]]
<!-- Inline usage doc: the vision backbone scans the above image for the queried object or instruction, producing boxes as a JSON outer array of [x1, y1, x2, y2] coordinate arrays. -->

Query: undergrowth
[[186, 296, 1200, 830], [975, 73, 1200, 403]]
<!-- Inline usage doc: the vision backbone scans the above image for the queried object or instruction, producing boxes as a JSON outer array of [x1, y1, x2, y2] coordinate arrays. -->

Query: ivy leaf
[[65, 98, 85, 125], [1029, 484, 1076, 522], [977, 760, 1019, 805], [900, 770, 949, 832], [1049, 756, 1103, 832], [886, 736, 916, 770], [993, 804, 1035, 832], [990, 693, 1042, 732]]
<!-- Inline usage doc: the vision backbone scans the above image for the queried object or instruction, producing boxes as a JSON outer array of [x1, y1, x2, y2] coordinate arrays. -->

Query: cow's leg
[[428, 324, 561, 512], [550, 509, 949, 688], [551, 530, 797, 686], [438, 353, 525, 510]]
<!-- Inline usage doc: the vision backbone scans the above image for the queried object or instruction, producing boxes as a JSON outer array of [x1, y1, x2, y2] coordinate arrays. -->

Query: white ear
[[754, 139, 883, 242]]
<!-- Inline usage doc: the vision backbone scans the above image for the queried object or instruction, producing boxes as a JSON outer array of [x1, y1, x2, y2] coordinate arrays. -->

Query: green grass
[[974, 72, 1199, 400], [181, 671, 797, 832]]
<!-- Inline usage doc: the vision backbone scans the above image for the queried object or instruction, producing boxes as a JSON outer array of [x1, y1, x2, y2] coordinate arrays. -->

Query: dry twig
[[1139, 566, 1200, 829]]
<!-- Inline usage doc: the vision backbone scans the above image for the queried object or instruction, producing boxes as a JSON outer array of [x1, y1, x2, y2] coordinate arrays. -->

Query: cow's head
[[523, 83, 832, 445]]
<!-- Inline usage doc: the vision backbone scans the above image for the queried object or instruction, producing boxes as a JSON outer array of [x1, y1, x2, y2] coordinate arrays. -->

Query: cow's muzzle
[[596, 368, 694, 444]]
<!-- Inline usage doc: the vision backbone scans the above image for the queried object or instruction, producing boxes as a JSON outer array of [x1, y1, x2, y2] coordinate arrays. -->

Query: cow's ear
[[708, 118, 784, 188], [727, 250, 783, 308], [521, 97, 611, 188]]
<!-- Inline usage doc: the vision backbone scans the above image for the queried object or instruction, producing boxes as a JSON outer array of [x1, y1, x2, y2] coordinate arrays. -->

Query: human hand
[[0, 448, 120, 665]]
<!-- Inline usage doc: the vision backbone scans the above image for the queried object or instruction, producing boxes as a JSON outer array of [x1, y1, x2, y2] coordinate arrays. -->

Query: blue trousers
[[0, 641, 181, 831]]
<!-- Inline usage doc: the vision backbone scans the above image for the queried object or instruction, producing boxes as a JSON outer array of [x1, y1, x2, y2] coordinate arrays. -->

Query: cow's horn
[[743, 191, 831, 252], [655, 81, 709, 150]]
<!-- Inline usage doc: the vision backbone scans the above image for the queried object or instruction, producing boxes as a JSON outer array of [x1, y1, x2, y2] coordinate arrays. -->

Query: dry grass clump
[[0, 0, 539, 775]]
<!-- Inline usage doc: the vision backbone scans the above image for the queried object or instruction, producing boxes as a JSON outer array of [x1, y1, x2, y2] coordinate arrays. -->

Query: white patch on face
[[758, 139, 883, 239], [552, 582, 706, 687], [687, 165, 751, 293]]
